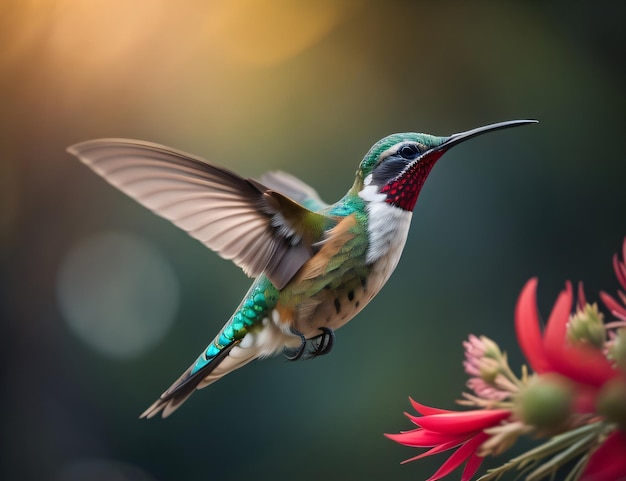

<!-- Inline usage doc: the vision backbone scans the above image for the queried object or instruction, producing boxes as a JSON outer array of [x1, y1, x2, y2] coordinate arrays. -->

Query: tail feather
[[140, 316, 300, 419], [196, 343, 260, 389], [140, 340, 241, 419]]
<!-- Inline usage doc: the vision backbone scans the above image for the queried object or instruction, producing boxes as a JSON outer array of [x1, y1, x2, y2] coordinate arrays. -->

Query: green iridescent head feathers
[[355, 132, 447, 182]]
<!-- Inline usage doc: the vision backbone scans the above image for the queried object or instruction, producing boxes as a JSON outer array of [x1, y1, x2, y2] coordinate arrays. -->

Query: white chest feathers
[[358, 181, 412, 269]]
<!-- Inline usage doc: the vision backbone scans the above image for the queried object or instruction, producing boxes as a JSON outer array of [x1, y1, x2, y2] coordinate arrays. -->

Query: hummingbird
[[68, 119, 536, 418]]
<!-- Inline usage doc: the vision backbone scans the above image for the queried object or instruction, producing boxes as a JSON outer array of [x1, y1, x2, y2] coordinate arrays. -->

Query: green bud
[[567, 303, 606, 349], [480, 336, 503, 360], [596, 379, 626, 429], [608, 328, 626, 373], [517, 374, 573, 429], [479, 361, 500, 384]]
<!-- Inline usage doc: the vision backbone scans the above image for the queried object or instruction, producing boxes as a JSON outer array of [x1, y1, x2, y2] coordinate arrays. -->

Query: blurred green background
[[1, 1, 625, 480]]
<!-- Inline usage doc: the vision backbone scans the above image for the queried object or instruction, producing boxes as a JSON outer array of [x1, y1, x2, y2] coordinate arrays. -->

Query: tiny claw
[[284, 329, 307, 361], [284, 327, 336, 361], [312, 327, 335, 357]]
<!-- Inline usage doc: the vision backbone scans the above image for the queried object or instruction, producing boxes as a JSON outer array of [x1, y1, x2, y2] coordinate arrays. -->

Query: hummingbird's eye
[[398, 144, 420, 160]]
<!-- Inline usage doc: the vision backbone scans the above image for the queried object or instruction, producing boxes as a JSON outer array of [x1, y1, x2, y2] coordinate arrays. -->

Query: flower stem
[[477, 422, 603, 481]]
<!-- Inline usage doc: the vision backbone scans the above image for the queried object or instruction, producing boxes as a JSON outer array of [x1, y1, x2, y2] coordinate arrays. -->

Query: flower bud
[[479, 359, 500, 384], [480, 336, 503, 360], [608, 328, 626, 373], [596, 378, 626, 429], [516, 374, 573, 429], [567, 303, 605, 349]]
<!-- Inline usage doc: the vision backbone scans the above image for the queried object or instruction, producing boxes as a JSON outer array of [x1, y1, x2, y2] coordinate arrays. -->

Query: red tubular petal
[[426, 433, 489, 481], [385, 429, 469, 448], [548, 344, 620, 388], [515, 278, 552, 373], [542, 281, 573, 354], [600, 291, 626, 319], [461, 452, 485, 481], [613, 253, 626, 291], [542, 284, 618, 387], [411, 409, 511, 434], [409, 398, 454, 415], [400, 440, 465, 464], [580, 430, 626, 481], [577, 281, 587, 310], [405, 411, 458, 428], [573, 386, 598, 413]]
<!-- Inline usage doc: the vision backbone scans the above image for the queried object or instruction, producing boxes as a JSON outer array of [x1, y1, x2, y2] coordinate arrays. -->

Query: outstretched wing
[[68, 139, 330, 289], [259, 170, 329, 212]]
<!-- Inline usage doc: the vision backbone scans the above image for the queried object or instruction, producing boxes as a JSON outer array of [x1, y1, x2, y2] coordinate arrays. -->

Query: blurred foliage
[[1, 1, 625, 480]]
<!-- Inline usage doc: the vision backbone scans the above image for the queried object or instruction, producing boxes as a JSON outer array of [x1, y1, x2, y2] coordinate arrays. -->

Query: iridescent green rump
[[191, 277, 279, 374]]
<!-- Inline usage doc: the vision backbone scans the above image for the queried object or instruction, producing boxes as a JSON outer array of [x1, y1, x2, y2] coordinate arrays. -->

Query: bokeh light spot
[[204, 0, 356, 66], [56, 231, 179, 359]]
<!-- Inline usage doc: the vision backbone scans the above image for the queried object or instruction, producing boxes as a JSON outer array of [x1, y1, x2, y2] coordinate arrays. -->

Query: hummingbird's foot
[[284, 327, 335, 361], [284, 329, 307, 361], [311, 327, 335, 357]]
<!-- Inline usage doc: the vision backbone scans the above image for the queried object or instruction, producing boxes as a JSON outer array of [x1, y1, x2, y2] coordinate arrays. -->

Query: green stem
[[526, 432, 597, 481], [477, 422, 604, 481]]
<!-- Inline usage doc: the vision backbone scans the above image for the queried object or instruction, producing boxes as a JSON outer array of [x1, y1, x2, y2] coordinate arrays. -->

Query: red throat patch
[[380, 152, 443, 211]]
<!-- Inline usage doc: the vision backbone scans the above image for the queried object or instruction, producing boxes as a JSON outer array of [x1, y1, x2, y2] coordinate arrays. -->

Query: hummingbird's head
[[355, 120, 537, 211], [356, 132, 446, 212]]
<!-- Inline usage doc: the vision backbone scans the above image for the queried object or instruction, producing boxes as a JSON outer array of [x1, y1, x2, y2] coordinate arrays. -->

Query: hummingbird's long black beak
[[433, 119, 538, 153]]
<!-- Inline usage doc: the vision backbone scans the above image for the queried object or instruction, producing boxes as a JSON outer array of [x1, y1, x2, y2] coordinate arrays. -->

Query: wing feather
[[68, 138, 330, 289], [259, 170, 329, 211]]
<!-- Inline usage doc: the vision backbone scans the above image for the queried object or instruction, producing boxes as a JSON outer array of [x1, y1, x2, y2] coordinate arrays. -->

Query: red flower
[[600, 236, 626, 321], [514, 278, 622, 399], [385, 399, 511, 481], [580, 429, 626, 481], [388, 238, 626, 480]]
